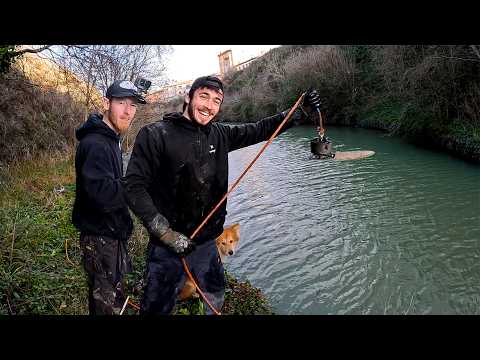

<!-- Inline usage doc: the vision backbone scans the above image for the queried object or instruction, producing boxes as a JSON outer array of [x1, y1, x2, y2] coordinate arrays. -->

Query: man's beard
[[108, 112, 130, 135], [114, 120, 130, 135], [187, 102, 215, 125], [187, 102, 197, 124]]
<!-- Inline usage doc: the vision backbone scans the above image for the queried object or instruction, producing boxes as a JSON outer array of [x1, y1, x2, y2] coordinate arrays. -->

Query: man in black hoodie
[[72, 80, 146, 315], [125, 75, 321, 314]]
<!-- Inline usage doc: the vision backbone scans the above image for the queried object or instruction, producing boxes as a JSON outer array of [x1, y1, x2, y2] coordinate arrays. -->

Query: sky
[[165, 45, 280, 83]]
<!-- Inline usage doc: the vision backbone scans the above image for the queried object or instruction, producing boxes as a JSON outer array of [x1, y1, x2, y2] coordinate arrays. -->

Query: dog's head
[[216, 223, 240, 258]]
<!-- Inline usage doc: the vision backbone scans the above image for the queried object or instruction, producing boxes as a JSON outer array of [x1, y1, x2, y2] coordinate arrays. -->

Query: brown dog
[[178, 223, 240, 301]]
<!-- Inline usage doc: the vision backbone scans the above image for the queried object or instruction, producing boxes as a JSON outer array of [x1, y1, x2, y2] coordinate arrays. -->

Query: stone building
[[147, 48, 261, 103], [146, 79, 194, 103]]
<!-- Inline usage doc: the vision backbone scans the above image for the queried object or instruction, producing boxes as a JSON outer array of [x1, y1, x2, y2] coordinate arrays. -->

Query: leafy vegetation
[[0, 152, 273, 315], [218, 45, 480, 162], [0, 46, 21, 74]]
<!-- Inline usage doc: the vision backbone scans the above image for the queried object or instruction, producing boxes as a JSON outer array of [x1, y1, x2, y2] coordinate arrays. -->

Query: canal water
[[224, 125, 480, 314]]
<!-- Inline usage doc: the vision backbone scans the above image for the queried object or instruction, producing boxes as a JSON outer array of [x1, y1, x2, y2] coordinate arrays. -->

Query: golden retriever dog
[[178, 223, 240, 301]]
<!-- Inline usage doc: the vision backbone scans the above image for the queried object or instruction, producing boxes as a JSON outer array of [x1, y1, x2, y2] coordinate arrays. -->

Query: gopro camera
[[134, 78, 152, 94]]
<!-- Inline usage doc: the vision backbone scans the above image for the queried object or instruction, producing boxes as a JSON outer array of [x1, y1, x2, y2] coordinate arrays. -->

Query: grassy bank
[[0, 152, 273, 315], [0, 152, 86, 314]]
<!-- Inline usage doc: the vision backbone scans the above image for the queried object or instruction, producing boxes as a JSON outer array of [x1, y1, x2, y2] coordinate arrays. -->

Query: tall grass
[[0, 151, 87, 314], [0, 151, 273, 315]]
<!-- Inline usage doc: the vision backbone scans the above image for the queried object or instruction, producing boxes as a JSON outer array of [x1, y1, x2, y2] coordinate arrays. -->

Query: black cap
[[105, 80, 147, 104], [188, 76, 224, 99]]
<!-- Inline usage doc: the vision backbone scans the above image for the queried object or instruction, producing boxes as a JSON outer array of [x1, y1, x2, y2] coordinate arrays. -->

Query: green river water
[[225, 125, 480, 314]]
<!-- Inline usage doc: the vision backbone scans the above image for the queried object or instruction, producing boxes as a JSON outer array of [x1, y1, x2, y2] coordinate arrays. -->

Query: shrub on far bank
[[357, 45, 480, 139], [219, 46, 357, 124], [219, 45, 480, 148]]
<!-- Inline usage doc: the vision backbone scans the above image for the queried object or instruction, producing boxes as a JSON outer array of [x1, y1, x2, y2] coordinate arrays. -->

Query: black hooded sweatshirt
[[124, 111, 295, 245], [72, 113, 133, 241]]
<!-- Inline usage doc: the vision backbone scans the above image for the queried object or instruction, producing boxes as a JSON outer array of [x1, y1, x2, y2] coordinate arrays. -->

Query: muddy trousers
[[140, 239, 225, 315], [79, 234, 132, 315]]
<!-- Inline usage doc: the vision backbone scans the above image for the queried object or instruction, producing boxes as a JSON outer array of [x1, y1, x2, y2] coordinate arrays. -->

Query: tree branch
[[470, 45, 480, 60], [432, 55, 480, 63], [13, 45, 53, 56]]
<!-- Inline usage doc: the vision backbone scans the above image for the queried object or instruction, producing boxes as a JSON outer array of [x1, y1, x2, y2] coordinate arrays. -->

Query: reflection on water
[[225, 125, 480, 314]]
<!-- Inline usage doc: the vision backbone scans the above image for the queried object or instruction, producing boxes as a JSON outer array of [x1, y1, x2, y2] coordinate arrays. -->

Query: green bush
[[0, 46, 20, 74]]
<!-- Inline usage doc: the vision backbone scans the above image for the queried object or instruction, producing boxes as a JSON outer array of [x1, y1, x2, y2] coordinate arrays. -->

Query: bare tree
[[4, 44, 171, 116], [1, 45, 55, 74], [30, 45, 171, 119], [52, 45, 171, 94], [10, 45, 53, 56], [470, 45, 480, 60]]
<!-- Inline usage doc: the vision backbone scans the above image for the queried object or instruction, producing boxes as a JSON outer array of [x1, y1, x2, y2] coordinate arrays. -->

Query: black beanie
[[188, 76, 224, 99]]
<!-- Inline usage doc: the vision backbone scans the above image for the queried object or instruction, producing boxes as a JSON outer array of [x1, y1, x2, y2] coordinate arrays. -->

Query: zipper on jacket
[[197, 127, 203, 163]]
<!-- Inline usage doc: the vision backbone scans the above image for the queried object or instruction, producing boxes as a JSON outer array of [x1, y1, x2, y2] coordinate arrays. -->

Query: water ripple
[[225, 126, 480, 314]]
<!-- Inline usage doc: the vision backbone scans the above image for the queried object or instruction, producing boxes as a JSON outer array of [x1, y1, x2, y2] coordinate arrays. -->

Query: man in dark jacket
[[72, 80, 146, 315], [125, 75, 321, 314]]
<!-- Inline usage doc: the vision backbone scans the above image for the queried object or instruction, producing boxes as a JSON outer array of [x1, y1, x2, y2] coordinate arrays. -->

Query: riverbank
[[216, 45, 480, 164], [0, 151, 274, 315], [329, 115, 480, 164]]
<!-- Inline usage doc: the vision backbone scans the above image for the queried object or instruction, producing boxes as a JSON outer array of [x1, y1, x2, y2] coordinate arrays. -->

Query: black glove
[[147, 213, 196, 255], [303, 88, 322, 112], [280, 89, 323, 127]]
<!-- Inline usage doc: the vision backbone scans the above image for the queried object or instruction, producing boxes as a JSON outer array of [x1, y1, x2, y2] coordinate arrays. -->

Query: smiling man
[[125, 75, 320, 315], [72, 80, 146, 315]]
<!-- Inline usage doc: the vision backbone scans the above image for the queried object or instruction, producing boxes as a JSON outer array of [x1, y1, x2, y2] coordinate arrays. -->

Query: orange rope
[[128, 299, 140, 311], [190, 92, 306, 241], [317, 109, 325, 138], [127, 92, 307, 316], [184, 92, 307, 315], [181, 258, 221, 315]]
